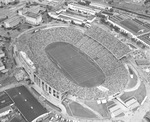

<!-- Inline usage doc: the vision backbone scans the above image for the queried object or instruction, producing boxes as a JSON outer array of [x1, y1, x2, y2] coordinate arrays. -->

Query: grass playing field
[[45, 42, 105, 88]]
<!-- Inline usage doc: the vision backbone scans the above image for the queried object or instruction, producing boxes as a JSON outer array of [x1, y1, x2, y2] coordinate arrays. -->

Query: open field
[[120, 82, 146, 104]]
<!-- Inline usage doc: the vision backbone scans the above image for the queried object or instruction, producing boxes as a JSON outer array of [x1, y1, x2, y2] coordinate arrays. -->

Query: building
[[0, 106, 12, 118], [27, 5, 46, 14], [12, 46, 64, 111], [48, 12, 96, 25], [0, 0, 15, 5], [135, 59, 150, 66], [3, 16, 22, 28], [18, 5, 46, 16], [107, 16, 150, 47], [23, 12, 42, 25], [67, 3, 100, 15], [0, 92, 14, 117], [90, 2, 111, 10]]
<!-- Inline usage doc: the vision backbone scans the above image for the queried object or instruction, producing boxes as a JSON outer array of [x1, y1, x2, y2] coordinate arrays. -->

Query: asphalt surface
[[6, 86, 47, 122], [0, 91, 13, 109]]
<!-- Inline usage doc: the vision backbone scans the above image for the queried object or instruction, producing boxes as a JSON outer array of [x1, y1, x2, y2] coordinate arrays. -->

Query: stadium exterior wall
[[12, 45, 65, 111]]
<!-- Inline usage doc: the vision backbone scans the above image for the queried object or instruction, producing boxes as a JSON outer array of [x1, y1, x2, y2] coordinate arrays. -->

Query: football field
[[45, 42, 105, 88]]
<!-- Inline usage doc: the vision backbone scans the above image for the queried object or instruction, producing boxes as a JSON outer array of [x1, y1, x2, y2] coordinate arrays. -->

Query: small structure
[[0, 92, 14, 118], [15, 69, 28, 82], [3, 16, 22, 29], [107, 100, 124, 118], [0, 106, 12, 118], [18, 5, 45, 16], [24, 12, 42, 25], [135, 59, 150, 66], [125, 97, 140, 110]]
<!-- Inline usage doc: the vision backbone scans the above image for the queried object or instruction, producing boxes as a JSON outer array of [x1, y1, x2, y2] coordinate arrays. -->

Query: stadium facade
[[12, 25, 132, 115], [13, 45, 64, 111]]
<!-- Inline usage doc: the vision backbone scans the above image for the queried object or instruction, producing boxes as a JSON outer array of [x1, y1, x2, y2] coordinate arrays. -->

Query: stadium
[[12, 24, 142, 119]]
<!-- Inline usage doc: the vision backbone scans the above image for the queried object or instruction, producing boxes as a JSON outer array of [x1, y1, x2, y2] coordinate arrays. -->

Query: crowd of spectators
[[85, 25, 131, 59], [15, 25, 128, 100]]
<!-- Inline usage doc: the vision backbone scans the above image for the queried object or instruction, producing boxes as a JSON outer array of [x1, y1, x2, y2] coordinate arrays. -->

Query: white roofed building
[[67, 3, 100, 15], [23, 12, 42, 25], [3, 16, 22, 28], [90, 2, 112, 10]]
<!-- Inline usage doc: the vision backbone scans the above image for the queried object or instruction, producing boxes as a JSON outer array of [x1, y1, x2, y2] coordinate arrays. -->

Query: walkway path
[[124, 63, 141, 92], [0, 81, 24, 93]]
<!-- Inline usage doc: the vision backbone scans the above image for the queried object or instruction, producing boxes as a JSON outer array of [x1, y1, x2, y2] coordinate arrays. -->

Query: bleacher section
[[85, 25, 131, 59]]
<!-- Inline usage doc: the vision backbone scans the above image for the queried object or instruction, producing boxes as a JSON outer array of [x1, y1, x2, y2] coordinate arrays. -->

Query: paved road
[[6, 86, 47, 122]]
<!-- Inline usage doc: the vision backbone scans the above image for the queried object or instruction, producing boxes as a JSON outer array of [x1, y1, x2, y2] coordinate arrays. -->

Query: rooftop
[[0, 106, 12, 114], [90, 1, 111, 8], [4, 16, 21, 23], [108, 16, 150, 36], [59, 12, 86, 22], [6, 86, 47, 122], [25, 12, 40, 18], [0, 92, 14, 110], [27, 5, 45, 14], [138, 32, 150, 46], [68, 3, 99, 13]]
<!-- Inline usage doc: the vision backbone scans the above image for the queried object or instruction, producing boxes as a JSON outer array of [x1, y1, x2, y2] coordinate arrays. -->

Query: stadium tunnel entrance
[[45, 42, 105, 88]]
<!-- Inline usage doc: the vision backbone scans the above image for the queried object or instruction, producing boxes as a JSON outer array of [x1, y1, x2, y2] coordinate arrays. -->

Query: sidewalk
[[0, 81, 24, 93]]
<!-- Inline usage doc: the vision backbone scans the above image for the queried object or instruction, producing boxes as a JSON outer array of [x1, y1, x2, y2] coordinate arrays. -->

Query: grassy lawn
[[126, 67, 138, 89], [68, 101, 98, 118], [120, 82, 146, 104], [0, 76, 17, 87], [84, 101, 111, 118]]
